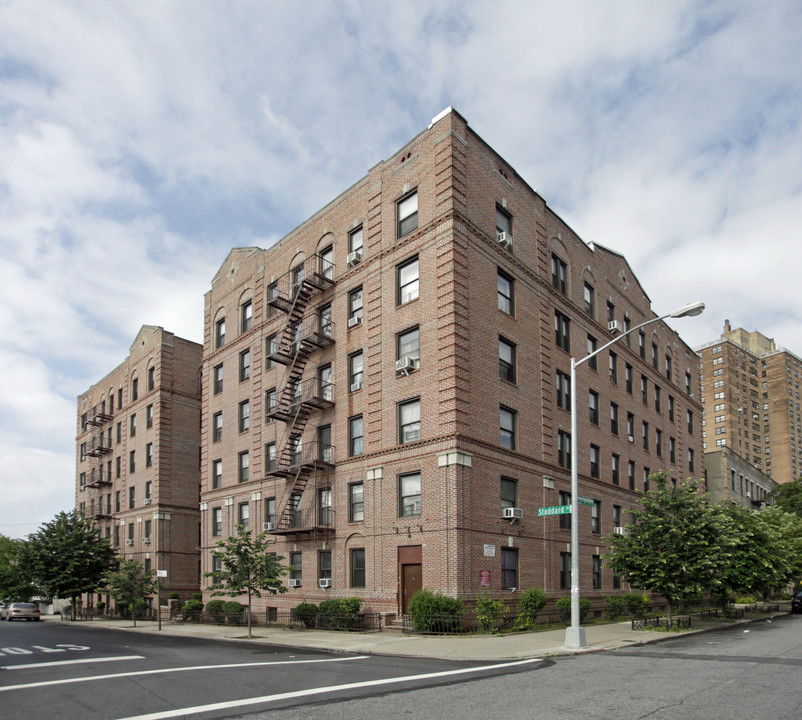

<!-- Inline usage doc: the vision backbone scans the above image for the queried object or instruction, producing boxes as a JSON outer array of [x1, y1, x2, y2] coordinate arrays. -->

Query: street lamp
[[564, 301, 705, 649]]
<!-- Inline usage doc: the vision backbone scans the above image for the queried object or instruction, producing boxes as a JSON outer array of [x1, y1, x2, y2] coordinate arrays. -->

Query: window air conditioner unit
[[497, 231, 513, 248], [142, 537, 151, 544], [125, 539, 134, 546], [263, 521, 275, 531], [614, 526, 628, 536], [288, 579, 301, 588], [318, 578, 331, 589], [745, 492, 751, 498], [608, 320, 623, 335], [348, 315, 362, 328], [395, 357, 417, 374], [503, 507, 523, 520], [143, 498, 151, 505], [350, 381, 363, 392], [347, 250, 362, 267]]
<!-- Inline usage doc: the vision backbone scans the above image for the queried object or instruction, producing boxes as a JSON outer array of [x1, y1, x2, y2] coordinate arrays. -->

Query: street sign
[[537, 505, 572, 517], [577, 496, 594, 507], [156, 570, 167, 578]]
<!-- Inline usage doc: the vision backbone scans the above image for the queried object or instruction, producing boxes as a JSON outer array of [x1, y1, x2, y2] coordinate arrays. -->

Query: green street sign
[[537, 505, 572, 517], [577, 496, 594, 507]]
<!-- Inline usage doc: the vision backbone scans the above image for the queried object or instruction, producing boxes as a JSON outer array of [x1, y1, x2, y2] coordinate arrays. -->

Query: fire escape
[[265, 255, 336, 536], [85, 406, 113, 520]]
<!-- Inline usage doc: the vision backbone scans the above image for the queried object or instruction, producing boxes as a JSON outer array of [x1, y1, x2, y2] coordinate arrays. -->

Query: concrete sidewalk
[[43, 611, 781, 661]]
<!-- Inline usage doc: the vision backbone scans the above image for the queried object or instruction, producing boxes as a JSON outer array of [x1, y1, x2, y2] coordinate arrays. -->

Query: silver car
[[0, 602, 41, 621]]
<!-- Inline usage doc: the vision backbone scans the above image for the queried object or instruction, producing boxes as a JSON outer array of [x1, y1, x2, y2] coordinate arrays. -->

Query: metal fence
[[179, 609, 383, 632], [631, 615, 693, 630]]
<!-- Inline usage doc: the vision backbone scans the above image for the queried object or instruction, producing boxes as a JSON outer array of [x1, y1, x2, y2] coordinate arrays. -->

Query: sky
[[1, 0, 801, 539]]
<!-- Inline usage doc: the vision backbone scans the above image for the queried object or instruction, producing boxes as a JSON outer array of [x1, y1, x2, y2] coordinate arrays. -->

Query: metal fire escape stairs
[[265, 255, 335, 532], [85, 406, 113, 519]]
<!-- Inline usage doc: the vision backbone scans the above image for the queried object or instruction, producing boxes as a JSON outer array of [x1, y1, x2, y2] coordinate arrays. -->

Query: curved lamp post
[[564, 301, 705, 649]]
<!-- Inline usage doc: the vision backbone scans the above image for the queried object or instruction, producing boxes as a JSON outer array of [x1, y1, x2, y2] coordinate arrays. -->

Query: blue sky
[[1, 0, 801, 538]]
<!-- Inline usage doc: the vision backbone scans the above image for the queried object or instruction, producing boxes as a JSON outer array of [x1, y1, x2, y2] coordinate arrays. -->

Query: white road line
[[1, 655, 145, 671], [116, 658, 543, 720], [0, 656, 369, 692]]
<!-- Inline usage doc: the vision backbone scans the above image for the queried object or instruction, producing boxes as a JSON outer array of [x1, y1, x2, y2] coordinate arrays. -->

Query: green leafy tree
[[605, 474, 729, 623], [768, 478, 802, 519], [204, 526, 288, 638], [0, 535, 32, 602], [23, 511, 115, 619], [105, 560, 159, 627]]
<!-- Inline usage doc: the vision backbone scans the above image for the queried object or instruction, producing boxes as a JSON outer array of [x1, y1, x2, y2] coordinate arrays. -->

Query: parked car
[[792, 591, 802, 615], [0, 602, 41, 621]]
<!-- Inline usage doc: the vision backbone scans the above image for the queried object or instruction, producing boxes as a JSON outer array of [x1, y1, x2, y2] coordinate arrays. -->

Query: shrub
[[319, 598, 363, 629], [624, 592, 650, 618], [407, 589, 463, 633], [735, 594, 756, 604], [519, 587, 547, 619], [292, 602, 319, 628], [222, 601, 245, 624], [168, 591, 181, 600], [205, 599, 226, 623], [556, 597, 591, 624], [603, 595, 624, 620], [96, 601, 106, 614], [181, 599, 203, 620], [191, 592, 203, 601], [475, 592, 505, 632]]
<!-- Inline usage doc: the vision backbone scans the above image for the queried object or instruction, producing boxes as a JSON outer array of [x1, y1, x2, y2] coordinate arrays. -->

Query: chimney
[[723, 319, 731, 333]]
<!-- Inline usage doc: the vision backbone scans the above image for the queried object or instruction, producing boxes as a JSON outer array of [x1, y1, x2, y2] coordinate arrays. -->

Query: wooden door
[[401, 563, 422, 614]]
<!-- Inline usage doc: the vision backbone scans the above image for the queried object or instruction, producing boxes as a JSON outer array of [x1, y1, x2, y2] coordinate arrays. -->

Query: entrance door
[[401, 564, 422, 614]]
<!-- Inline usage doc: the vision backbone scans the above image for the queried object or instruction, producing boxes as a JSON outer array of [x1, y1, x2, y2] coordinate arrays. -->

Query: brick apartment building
[[75, 325, 202, 607], [697, 320, 802, 493], [199, 107, 704, 617]]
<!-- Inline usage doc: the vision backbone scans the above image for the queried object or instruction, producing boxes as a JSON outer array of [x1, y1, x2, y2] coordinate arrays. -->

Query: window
[[265, 497, 276, 528], [116, 457, 121, 479], [500, 406, 516, 449], [656, 429, 663, 457], [398, 398, 421, 444], [638, 331, 646, 359], [589, 390, 599, 425], [627, 412, 634, 440], [670, 436, 676, 463], [238, 451, 249, 483], [496, 205, 512, 239], [501, 548, 518, 590], [607, 301, 615, 324], [499, 337, 516, 382], [318, 425, 332, 463], [500, 477, 518, 510], [265, 335, 277, 369], [556, 370, 571, 410], [348, 287, 363, 325], [554, 311, 570, 352], [239, 349, 250, 381], [213, 364, 223, 394], [610, 402, 619, 434], [318, 365, 333, 402], [349, 415, 363, 456], [320, 246, 334, 280], [644, 467, 651, 492], [551, 254, 567, 294], [642, 421, 649, 450], [592, 500, 601, 534], [210, 556, 222, 585], [350, 548, 366, 588], [398, 256, 419, 304], [212, 459, 222, 489], [397, 190, 418, 238], [238, 502, 249, 529], [128, 486, 135, 509], [213, 412, 222, 442], [130, 413, 136, 437], [318, 488, 332, 526], [685, 371, 692, 395], [612, 454, 620, 485], [688, 448, 695, 472], [147, 366, 155, 392], [129, 450, 136, 474], [584, 283, 595, 317], [319, 550, 332, 583], [215, 318, 226, 349], [592, 556, 602, 589], [132, 377, 139, 401], [289, 551, 302, 586], [687, 410, 694, 434], [665, 354, 672, 380], [349, 351, 364, 391], [241, 300, 252, 333], [399, 471, 421, 516], [641, 375, 648, 405], [239, 400, 249, 433], [146, 443, 153, 468], [398, 326, 420, 367], [668, 395, 675, 422], [625, 364, 633, 394], [558, 430, 571, 469], [267, 282, 278, 317], [590, 444, 600, 479], [349, 482, 364, 522], [652, 343, 659, 370], [319, 304, 333, 337], [609, 352, 618, 384], [560, 552, 571, 590], [628, 460, 636, 490], [654, 386, 661, 413], [497, 270, 514, 315], [349, 226, 364, 255], [265, 388, 276, 421], [146, 404, 153, 429], [264, 442, 276, 472], [587, 335, 597, 370]]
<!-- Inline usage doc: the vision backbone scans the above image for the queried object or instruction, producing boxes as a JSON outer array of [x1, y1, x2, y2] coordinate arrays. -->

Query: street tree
[[605, 474, 729, 622], [768, 477, 802, 519], [205, 526, 288, 638], [23, 510, 115, 619], [0, 535, 32, 602], [105, 559, 159, 627]]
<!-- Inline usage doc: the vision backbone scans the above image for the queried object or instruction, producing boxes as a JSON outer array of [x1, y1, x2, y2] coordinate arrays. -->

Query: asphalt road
[[0, 619, 536, 720]]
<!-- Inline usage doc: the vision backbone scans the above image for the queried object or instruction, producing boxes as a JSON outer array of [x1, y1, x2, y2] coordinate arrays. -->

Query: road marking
[[115, 658, 543, 720], [1, 655, 145, 671], [0, 656, 369, 692]]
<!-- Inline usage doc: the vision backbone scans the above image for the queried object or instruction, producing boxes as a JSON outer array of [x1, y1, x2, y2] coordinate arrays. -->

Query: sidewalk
[[43, 611, 784, 661]]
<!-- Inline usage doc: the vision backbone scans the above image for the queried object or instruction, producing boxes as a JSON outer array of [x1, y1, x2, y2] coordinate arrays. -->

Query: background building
[[76, 325, 202, 609], [199, 108, 703, 617], [703, 447, 776, 507], [697, 321, 802, 486]]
